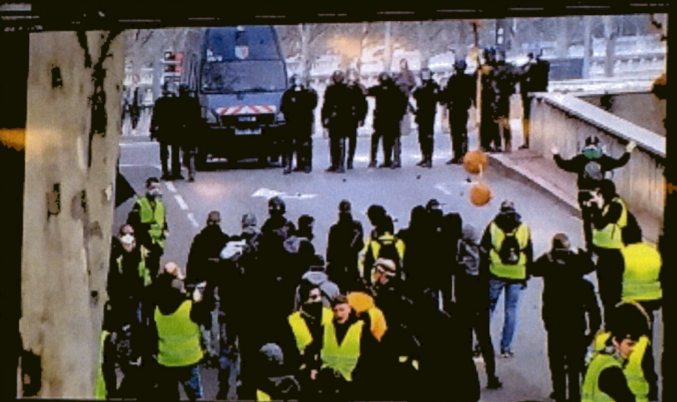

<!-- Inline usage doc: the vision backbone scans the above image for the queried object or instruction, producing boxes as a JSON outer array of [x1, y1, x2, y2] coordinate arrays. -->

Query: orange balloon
[[469, 182, 493, 207], [463, 150, 488, 174]]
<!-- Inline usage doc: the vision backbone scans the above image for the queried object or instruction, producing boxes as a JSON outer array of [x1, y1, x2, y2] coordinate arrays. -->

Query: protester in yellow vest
[[588, 179, 628, 327], [361, 215, 405, 286], [151, 273, 209, 400], [583, 303, 650, 402], [480, 200, 533, 357], [127, 177, 168, 278], [315, 294, 379, 401]]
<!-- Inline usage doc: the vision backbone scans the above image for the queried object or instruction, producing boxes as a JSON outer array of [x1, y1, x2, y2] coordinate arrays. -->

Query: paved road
[[115, 127, 661, 402]]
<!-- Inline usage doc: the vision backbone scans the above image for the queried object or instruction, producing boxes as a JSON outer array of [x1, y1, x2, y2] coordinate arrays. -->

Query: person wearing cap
[[315, 294, 379, 401], [588, 179, 630, 326], [281, 74, 319, 174], [552, 136, 635, 248], [150, 82, 181, 180], [455, 224, 502, 389], [150, 275, 210, 400], [127, 177, 168, 280], [532, 233, 601, 402], [412, 68, 441, 168], [255, 343, 301, 401], [480, 200, 533, 357], [326, 200, 364, 292], [582, 303, 650, 402], [441, 58, 476, 164]]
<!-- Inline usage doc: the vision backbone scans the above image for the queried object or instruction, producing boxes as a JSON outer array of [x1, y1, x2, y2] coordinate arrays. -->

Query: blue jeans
[[488, 279, 524, 353], [155, 363, 203, 400]]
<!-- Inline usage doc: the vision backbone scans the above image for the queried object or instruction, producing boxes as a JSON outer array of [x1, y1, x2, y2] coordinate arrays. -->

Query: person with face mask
[[127, 177, 168, 280], [412, 68, 441, 168], [367, 72, 409, 168], [321, 70, 354, 173], [281, 75, 319, 174], [345, 69, 368, 170], [441, 59, 476, 164], [552, 136, 635, 249]]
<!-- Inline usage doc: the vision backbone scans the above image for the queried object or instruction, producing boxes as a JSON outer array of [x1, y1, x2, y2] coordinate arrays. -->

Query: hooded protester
[[455, 224, 502, 389], [293, 255, 341, 311], [532, 233, 601, 402], [480, 200, 533, 358], [255, 343, 301, 401], [326, 200, 365, 292]]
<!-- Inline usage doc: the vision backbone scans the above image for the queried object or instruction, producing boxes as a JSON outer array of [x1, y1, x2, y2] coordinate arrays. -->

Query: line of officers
[[98, 175, 662, 402], [280, 49, 549, 174]]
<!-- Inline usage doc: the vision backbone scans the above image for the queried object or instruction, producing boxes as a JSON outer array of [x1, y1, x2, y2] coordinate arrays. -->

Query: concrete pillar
[[19, 30, 125, 399]]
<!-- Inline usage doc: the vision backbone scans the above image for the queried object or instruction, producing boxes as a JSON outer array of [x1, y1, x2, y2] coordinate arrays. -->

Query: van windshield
[[201, 61, 287, 94]]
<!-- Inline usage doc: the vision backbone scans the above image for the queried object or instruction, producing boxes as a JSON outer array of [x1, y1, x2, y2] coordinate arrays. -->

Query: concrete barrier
[[530, 92, 665, 229]]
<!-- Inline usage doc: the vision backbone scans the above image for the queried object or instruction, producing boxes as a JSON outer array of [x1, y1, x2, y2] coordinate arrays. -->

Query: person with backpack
[[455, 224, 502, 389], [480, 200, 533, 358], [532, 233, 601, 402], [361, 215, 405, 288], [552, 136, 636, 248]]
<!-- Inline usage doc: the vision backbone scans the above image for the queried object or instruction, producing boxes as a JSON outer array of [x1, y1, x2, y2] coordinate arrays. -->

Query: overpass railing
[[530, 92, 666, 228]]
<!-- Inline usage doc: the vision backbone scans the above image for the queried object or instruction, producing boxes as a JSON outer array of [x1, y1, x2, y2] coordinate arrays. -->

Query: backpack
[[377, 236, 402, 268], [499, 230, 521, 265], [457, 239, 481, 277], [583, 159, 604, 182]]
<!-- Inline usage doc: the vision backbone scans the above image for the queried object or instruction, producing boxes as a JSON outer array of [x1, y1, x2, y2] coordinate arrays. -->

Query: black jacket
[[367, 81, 408, 130], [185, 225, 230, 286], [281, 85, 318, 125], [412, 80, 441, 123], [554, 152, 631, 190], [322, 82, 359, 130], [442, 72, 476, 113]]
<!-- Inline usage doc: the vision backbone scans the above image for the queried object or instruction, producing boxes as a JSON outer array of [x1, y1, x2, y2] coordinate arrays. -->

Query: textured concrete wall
[[530, 92, 665, 229], [580, 91, 667, 136], [20, 31, 125, 398]]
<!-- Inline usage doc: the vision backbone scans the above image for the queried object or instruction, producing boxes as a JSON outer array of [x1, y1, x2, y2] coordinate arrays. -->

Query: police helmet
[[331, 70, 345, 84], [378, 72, 390, 84], [454, 59, 467, 71], [268, 196, 286, 215]]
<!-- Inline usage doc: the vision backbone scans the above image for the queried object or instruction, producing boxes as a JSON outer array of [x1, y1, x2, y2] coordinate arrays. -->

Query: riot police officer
[[367, 72, 408, 168], [442, 59, 476, 164], [412, 68, 441, 168], [281, 75, 318, 174], [478, 48, 501, 153], [322, 70, 354, 173], [346, 69, 368, 170]]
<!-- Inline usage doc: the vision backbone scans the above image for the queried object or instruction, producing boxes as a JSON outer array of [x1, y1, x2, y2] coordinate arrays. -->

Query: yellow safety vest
[[592, 332, 650, 402], [288, 308, 333, 354], [256, 389, 271, 401], [136, 196, 166, 248], [321, 320, 364, 382], [582, 352, 625, 402], [488, 222, 530, 280], [94, 330, 109, 400], [592, 197, 627, 250], [622, 243, 662, 303], [116, 246, 152, 287], [155, 300, 204, 367]]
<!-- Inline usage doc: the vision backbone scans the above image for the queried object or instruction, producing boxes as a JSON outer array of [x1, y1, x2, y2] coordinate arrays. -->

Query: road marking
[[252, 188, 317, 200], [187, 213, 200, 228], [434, 183, 452, 195], [174, 194, 189, 210], [165, 182, 177, 193]]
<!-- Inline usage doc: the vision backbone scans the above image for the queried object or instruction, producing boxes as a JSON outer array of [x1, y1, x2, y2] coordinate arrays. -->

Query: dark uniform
[[346, 80, 368, 170], [176, 86, 203, 182], [442, 62, 476, 163], [478, 53, 500, 152], [367, 74, 408, 168], [281, 81, 318, 174], [322, 72, 357, 173], [520, 54, 550, 148], [412, 75, 441, 168], [493, 60, 518, 152], [150, 91, 181, 179]]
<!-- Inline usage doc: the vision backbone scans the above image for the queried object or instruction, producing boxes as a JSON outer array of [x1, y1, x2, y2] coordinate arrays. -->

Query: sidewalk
[[488, 123, 662, 244]]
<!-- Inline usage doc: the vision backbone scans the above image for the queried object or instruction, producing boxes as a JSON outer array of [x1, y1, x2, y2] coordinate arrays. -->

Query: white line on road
[[165, 182, 177, 193], [434, 183, 452, 195], [187, 213, 200, 228], [174, 194, 189, 211]]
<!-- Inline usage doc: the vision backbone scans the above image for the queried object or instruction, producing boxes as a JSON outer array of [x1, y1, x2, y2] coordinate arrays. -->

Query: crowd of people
[[149, 49, 551, 182], [98, 125, 663, 401]]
